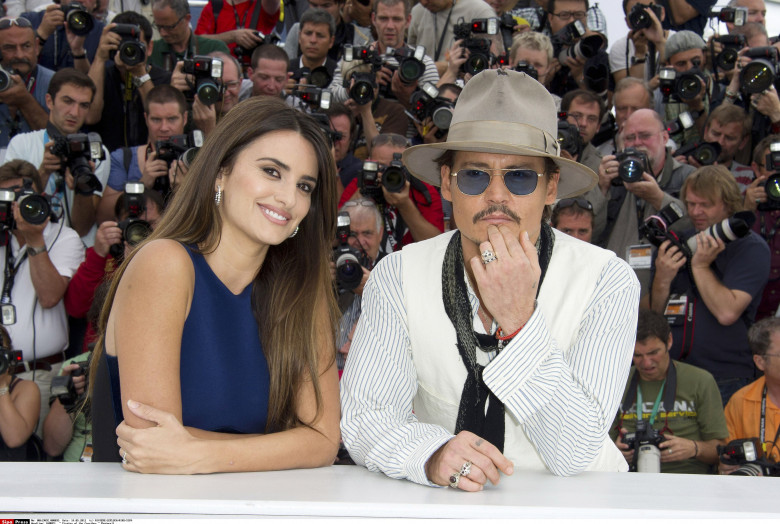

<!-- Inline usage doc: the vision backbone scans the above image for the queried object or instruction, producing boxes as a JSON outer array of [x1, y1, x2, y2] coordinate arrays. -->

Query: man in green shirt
[[149, 0, 229, 70], [610, 309, 729, 474], [42, 352, 91, 461]]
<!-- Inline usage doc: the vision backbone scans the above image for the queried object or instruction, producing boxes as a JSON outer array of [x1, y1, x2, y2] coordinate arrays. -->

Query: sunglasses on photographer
[[0, 17, 33, 30], [451, 168, 544, 196], [556, 197, 593, 211]]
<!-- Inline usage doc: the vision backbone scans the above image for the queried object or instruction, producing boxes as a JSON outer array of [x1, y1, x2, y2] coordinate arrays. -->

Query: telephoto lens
[[685, 211, 755, 254], [636, 444, 661, 473]]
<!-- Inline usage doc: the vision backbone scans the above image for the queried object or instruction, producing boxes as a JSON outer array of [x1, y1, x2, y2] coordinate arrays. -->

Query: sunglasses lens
[[456, 169, 491, 195], [504, 170, 539, 196]]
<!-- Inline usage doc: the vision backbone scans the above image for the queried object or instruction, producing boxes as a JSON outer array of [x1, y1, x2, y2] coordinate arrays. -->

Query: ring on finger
[[481, 250, 498, 264], [122, 450, 128, 464], [449, 472, 461, 488], [460, 460, 472, 477]]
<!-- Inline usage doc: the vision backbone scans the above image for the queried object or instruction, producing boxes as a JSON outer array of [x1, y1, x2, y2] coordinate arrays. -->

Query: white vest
[[401, 229, 628, 472]]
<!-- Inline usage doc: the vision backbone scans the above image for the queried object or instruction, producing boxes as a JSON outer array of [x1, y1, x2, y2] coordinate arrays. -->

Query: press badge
[[1, 304, 16, 325], [627, 244, 653, 269], [664, 294, 688, 326]]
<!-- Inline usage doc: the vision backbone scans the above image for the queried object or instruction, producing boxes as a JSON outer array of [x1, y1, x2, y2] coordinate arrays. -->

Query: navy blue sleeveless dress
[[105, 245, 270, 437]]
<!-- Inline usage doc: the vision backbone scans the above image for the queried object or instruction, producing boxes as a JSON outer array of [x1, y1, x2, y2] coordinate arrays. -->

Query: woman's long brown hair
[[88, 97, 340, 433]]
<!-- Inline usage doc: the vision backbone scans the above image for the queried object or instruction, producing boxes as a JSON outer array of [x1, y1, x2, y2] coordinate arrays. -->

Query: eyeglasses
[[153, 15, 186, 32], [452, 168, 544, 196], [0, 17, 33, 30], [556, 197, 593, 211], [623, 131, 663, 143], [568, 112, 599, 126], [224, 80, 242, 89], [550, 10, 587, 21], [341, 199, 376, 209]]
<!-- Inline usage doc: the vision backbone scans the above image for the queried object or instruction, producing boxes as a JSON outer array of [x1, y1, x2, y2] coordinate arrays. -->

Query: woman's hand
[[117, 399, 202, 474]]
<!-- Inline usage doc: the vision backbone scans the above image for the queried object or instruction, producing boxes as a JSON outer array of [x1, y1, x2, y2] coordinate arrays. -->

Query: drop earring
[[289, 225, 299, 238], [215, 185, 222, 206]]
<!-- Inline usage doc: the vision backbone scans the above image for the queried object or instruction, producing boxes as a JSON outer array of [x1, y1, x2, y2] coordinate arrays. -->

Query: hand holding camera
[[655, 239, 687, 282], [231, 28, 265, 49], [141, 150, 170, 189], [752, 85, 780, 122], [39, 140, 64, 179], [38, 4, 67, 42], [95, 23, 122, 63], [596, 154, 619, 194], [744, 176, 768, 212], [93, 219, 123, 258]]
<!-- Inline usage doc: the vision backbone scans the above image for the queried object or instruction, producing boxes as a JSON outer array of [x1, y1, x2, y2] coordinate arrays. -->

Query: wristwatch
[[0, 386, 8, 397], [26, 245, 47, 257], [133, 73, 151, 88]]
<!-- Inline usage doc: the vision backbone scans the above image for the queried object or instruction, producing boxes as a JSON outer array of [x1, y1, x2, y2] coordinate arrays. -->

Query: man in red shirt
[[195, 0, 281, 57]]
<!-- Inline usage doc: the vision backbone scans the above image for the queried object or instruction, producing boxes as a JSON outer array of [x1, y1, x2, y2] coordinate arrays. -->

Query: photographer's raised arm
[[86, 25, 118, 125], [0, 76, 49, 131]]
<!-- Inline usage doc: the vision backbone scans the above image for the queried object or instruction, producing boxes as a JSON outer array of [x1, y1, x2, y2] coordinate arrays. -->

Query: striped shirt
[[340, 241, 639, 485]]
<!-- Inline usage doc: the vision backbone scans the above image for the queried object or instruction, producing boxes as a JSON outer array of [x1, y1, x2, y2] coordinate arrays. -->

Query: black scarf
[[441, 224, 554, 452]]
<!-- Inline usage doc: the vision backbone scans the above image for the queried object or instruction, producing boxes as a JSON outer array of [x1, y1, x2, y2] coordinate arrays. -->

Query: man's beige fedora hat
[[402, 69, 598, 199]]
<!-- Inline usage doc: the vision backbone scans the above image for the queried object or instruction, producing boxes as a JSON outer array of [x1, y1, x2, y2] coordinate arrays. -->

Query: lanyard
[[433, 4, 455, 62], [637, 379, 666, 425], [233, 0, 252, 30], [760, 386, 780, 456], [2, 243, 28, 305]]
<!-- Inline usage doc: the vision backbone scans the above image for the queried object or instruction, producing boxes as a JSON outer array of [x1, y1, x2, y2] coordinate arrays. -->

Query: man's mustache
[[473, 204, 521, 224]]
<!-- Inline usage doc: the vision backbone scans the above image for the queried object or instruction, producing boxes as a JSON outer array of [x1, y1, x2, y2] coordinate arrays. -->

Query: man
[[325, 103, 362, 189], [187, 51, 244, 137], [610, 0, 668, 84], [597, 77, 654, 156], [551, 197, 593, 243], [720, 317, 780, 473], [194, 0, 280, 56], [654, 0, 715, 36], [726, 0, 766, 32], [288, 9, 338, 84], [330, 0, 440, 110], [591, 108, 694, 295], [689, 104, 753, 191], [560, 89, 604, 173], [508, 31, 556, 97], [96, 84, 188, 224], [22, 0, 104, 72], [0, 17, 53, 160], [148, 0, 230, 70], [649, 165, 770, 404], [86, 12, 171, 152], [284, 0, 373, 62], [339, 132, 444, 249], [611, 309, 729, 474], [5, 68, 109, 246], [340, 70, 640, 489], [243, 43, 289, 99], [407, 0, 495, 72], [0, 159, 84, 439]]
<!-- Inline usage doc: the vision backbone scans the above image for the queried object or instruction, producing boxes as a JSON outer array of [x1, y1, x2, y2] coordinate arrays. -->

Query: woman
[[89, 97, 341, 474], [0, 325, 41, 461]]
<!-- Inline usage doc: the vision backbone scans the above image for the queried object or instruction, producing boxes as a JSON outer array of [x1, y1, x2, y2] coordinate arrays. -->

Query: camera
[[410, 82, 455, 133], [233, 30, 281, 69], [714, 34, 745, 71], [182, 56, 223, 106], [333, 212, 368, 292], [0, 178, 57, 229], [0, 345, 22, 375], [557, 112, 583, 160], [739, 46, 778, 95], [658, 67, 705, 102], [627, 2, 663, 31], [710, 6, 747, 27], [623, 420, 665, 472], [389, 46, 426, 84], [359, 161, 383, 202], [665, 111, 698, 135], [686, 212, 755, 255], [453, 18, 497, 76], [0, 66, 16, 93], [292, 85, 332, 110], [640, 201, 686, 248], [49, 133, 105, 195], [615, 147, 651, 184], [673, 141, 721, 166], [293, 66, 333, 89], [109, 183, 153, 260], [551, 20, 606, 65], [343, 45, 385, 104], [50, 361, 89, 413], [154, 131, 204, 196], [760, 143, 780, 210], [513, 61, 538, 81], [109, 23, 146, 67], [61, 2, 94, 36], [382, 153, 410, 193], [719, 438, 780, 476]]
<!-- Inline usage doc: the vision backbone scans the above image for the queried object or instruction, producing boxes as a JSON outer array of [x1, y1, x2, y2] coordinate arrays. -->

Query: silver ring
[[481, 250, 497, 264], [668, 448, 673, 455], [460, 461, 472, 477], [122, 450, 128, 464], [449, 472, 461, 488]]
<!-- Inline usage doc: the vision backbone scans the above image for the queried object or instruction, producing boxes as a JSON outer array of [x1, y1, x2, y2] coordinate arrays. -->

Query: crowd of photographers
[[0, 0, 779, 478]]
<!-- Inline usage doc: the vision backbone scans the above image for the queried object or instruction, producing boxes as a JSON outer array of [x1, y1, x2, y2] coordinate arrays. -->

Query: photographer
[[0, 324, 41, 461], [329, 0, 440, 110], [194, 0, 280, 58], [0, 159, 85, 440], [507, 31, 556, 98], [339, 133, 444, 248], [0, 16, 54, 158], [725, 0, 766, 33], [244, 43, 289, 98], [286, 9, 338, 89], [325, 103, 362, 188], [591, 108, 693, 294], [551, 197, 594, 243], [179, 51, 243, 137], [96, 84, 187, 224], [87, 12, 171, 152], [648, 166, 769, 404], [149, 0, 230, 70], [611, 309, 728, 474], [721, 316, 780, 473], [597, 77, 654, 156], [4, 68, 109, 245], [283, 0, 373, 62], [560, 88, 604, 173], [610, 0, 668, 84], [41, 352, 89, 460], [22, 0, 104, 72]]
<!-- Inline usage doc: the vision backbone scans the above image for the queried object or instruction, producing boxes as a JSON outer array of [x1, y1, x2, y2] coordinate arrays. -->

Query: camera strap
[[760, 386, 780, 456], [433, 5, 455, 62], [622, 361, 678, 426], [2, 244, 27, 305], [678, 294, 696, 360]]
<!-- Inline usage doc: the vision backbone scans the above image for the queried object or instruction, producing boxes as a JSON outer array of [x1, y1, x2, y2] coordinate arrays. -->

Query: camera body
[[293, 65, 333, 89], [623, 420, 665, 472], [388, 46, 426, 84], [110, 23, 146, 66], [714, 34, 745, 71], [182, 56, 223, 106], [614, 147, 651, 184], [740, 46, 779, 94], [514, 61, 538, 81], [50, 132, 105, 195], [292, 85, 331, 110], [109, 183, 152, 259], [0, 178, 57, 229], [673, 141, 721, 166], [234, 31, 281, 69], [659, 67, 705, 102], [61, 2, 93, 36], [710, 6, 747, 27], [0, 66, 16, 93], [333, 211, 368, 292], [343, 46, 385, 104], [557, 112, 583, 160], [639, 201, 686, 249], [0, 346, 22, 375], [154, 131, 203, 196], [551, 20, 606, 65], [410, 82, 455, 133], [719, 438, 780, 476], [453, 19, 497, 76], [50, 361, 89, 413], [627, 2, 663, 31]]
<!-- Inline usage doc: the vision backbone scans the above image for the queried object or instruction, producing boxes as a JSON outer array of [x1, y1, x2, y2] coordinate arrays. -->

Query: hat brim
[[403, 141, 598, 199]]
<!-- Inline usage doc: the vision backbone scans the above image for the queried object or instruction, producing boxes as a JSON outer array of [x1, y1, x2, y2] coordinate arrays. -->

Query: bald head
[[621, 109, 669, 173]]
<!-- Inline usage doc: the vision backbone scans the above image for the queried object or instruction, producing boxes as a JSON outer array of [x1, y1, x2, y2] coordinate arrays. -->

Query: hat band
[[446, 121, 561, 157]]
